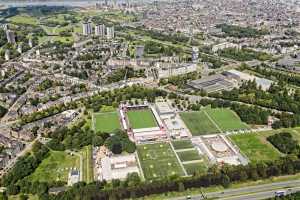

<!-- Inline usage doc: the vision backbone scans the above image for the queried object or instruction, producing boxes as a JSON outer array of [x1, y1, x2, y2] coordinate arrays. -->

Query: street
[[170, 179, 300, 200]]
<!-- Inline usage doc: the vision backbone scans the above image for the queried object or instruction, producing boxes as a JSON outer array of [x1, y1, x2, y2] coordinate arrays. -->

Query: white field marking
[[169, 142, 188, 176], [203, 110, 223, 134]]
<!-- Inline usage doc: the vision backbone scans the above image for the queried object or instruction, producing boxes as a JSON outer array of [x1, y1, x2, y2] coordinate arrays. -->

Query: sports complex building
[[187, 69, 273, 93], [187, 74, 236, 93]]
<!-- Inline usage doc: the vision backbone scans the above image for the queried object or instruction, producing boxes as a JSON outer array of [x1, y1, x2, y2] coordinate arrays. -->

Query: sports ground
[[137, 142, 185, 180], [171, 140, 194, 150], [180, 108, 249, 136], [127, 109, 157, 129], [230, 133, 281, 163], [180, 111, 220, 135], [205, 108, 249, 132], [93, 112, 121, 133]]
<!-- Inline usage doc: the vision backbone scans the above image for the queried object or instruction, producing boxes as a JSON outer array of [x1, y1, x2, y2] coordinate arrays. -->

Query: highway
[[170, 179, 300, 200]]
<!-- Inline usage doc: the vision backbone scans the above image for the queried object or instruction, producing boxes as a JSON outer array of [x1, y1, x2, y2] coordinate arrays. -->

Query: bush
[[267, 132, 300, 154]]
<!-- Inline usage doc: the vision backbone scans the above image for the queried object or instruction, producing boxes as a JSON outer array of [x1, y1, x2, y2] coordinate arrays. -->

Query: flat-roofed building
[[187, 74, 235, 93], [155, 101, 175, 119], [223, 69, 273, 91], [100, 154, 140, 181], [157, 63, 197, 78]]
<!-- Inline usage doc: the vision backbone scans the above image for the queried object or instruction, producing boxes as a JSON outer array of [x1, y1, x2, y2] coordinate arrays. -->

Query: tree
[[111, 179, 121, 188], [92, 135, 104, 147], [111, 142, 122, 154], [125, 172, 141, 187], [19, 194, 28, 200], [178, 182, 185, 192], [221, 174, 230, 188]]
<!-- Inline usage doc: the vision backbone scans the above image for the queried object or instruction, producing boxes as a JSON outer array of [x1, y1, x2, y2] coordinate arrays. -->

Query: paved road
[[170, 179, 300, 200]]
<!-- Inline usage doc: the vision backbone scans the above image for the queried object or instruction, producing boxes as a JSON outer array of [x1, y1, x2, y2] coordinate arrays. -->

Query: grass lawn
[[205, 108, 249, 132], [176, 150, 202, 162], [93, 112, 121, 133], [183, 162, 208, 175], [9, 15, 39, 25], [179, 111, 220, 135], [230, 133, 281, 163], [171, 140, 194, 150], [81, 145, 93, 183], [28, 151, 80, 183], [127, 109, 157, 129], [137, 143, 185, 180]]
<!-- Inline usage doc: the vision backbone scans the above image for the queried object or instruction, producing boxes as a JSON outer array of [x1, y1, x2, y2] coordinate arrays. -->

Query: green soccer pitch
[[137, 143, 185, 180], [127, 109, 157, 129], [93, 112, 121, 133]]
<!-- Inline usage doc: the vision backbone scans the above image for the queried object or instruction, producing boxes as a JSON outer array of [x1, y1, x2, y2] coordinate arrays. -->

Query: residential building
[[6, 30, 16, 44], [95, 24, 106, 37], [83, 21, 93, 36], [192, 46, 199, 62], [106, 26, 115, 39]]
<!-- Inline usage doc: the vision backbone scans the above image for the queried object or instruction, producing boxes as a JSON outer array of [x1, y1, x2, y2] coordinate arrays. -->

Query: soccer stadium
[[119, 103, 167, 142]]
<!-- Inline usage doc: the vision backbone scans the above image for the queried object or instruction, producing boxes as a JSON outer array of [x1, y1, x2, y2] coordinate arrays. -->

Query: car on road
[[275, 190, 287, 197]]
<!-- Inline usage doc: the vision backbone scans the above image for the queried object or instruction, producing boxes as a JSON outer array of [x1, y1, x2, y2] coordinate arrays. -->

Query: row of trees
[[200, 54, 226, 69], [218, 48, 272, 61], [241, 64, 300, 87], [196, 98, 270, 125], [20, 85, 167, 125], [20, 100, 78, 124], [106, 67, 145, 84], [83, 85, 167, 112], [47, 120, 135, 154], [159, 72, 200, 88], [216, 24, 268, 38], [21, 157, 300, 200], [210, 80, 300, 115], [2, 142, 49, 188], [143, 40, 182, 56], [0, 105, 7, 118]]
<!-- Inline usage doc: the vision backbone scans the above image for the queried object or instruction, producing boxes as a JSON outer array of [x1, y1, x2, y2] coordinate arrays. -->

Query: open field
[[171, 140, 194, 150], [9, 14, 39, 25], [127, 109, 157, 129], [28, 151, 80, 183], [205, 108, 249, 132], [177, 150, 202, 162], [179, 111, 220, 135], [230, 133, 281, 163], [137, 142, 184, 180], [183, 162, 208, 175], [93, 112, 121, 133], [81, 145, 93, 183]]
